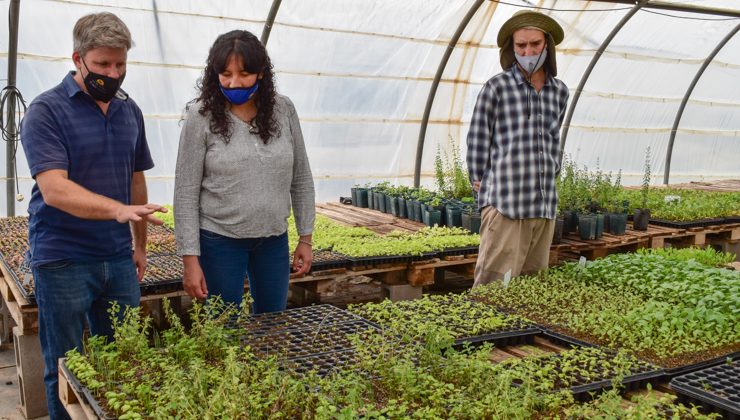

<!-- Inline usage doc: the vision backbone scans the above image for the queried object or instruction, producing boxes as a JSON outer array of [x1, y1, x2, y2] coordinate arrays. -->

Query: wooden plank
[[489, 348, 516, 363], [0, 264, 34, 308], [532, 336, 568, 353]]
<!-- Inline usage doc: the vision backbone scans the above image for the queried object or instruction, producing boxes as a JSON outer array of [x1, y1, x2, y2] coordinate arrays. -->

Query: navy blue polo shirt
[[20, 72, 154, 267]]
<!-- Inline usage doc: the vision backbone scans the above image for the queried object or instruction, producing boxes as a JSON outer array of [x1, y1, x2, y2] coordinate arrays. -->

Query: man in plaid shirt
[[466, 10, 569, 286]]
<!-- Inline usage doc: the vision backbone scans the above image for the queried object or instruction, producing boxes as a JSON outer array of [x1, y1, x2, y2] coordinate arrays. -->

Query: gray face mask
[[515, 47, 547, 76]]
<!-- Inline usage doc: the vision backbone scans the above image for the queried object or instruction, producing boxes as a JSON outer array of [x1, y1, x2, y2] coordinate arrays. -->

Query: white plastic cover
[[1, 0, 738, 216]]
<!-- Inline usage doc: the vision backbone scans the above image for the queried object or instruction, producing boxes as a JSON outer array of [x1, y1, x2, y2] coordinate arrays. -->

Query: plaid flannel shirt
[[466, 66, 569, 220]]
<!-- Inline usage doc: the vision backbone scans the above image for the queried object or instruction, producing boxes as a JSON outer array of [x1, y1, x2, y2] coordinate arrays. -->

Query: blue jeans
[[33, 255, 140, 420], [199, 230, 289, 314]]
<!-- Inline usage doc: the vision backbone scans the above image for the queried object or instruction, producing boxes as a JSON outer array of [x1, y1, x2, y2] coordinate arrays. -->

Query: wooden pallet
[[317, 202, 426, 234], [0, 271, 38, 334]]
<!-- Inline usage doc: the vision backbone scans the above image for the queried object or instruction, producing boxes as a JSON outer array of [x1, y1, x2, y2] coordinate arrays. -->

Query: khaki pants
[[473, 206, 555, 287]]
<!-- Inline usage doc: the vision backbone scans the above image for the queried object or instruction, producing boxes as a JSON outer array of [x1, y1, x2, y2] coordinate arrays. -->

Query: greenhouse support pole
[[6, 0, 20, 217], [591, 0, 740, 19], [559, 1, 645, 154], [260, 0, 283, 46], [663, 23, 740, 185], [413, 0, 485, 188]]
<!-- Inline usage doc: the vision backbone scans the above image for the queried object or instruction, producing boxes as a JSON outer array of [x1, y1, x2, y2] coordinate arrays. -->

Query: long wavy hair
[[195, 30, 278, 143]]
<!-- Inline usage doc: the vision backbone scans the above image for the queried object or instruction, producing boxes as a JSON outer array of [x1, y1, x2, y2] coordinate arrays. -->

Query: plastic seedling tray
[[541, 329, 598, 349], [60, 361, 116, 420], [511, 349, 663, 402], [664, 350, 740, 379], [436, 245, 479, 258], [648, 217, 726, 229], [343, 252, 437, 268], [295, 250, 349, 272], [671, 361, 739, 420], [243, 319, 381, 360], [139, 254, 184, 295], [234, 305, 370, 339], [451, 319, 540, 348]]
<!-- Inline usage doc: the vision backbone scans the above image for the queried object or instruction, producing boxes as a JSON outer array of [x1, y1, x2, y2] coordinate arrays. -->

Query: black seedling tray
[[452, 320, 540, 348], [0, 252, 35, 303], [60, 361, 116, 420], [664, 350, 740, 379], [235, 304, 370, 339], [542, 329, 598, 349], [649, 217, 726, 229], [510, 348, 663, 402], [436, 245, 479, 258], [671, 361, 739, 420], [242, 319, 381, 360], [285, 349, 361, 377], [568, 367, 664, 402], [343, 252, 437, 268], [139, 254, 184, 295], [724, 215, 740, 223], [302, 250, 349, 273]]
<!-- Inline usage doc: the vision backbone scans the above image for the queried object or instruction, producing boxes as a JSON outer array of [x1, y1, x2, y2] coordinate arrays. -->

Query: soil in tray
[[242, 320, 378, 360], [142, 254, 183, 283], [146, 224, 177, 256]]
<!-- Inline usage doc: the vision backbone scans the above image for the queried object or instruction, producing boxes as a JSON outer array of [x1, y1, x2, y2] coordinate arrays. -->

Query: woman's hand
[[292, 239, 313, 275], [183, 255, 208, 299]]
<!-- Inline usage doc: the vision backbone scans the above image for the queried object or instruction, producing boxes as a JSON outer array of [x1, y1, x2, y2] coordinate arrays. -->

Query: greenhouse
[[0, 0, 739, 419]]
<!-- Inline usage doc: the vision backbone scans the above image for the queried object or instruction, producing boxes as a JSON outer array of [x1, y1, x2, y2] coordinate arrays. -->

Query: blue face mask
[[220, 82, 259, 105]]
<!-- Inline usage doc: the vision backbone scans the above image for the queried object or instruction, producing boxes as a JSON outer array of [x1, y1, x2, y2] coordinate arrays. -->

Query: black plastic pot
[[422, 209, 442, 227], [432, 204, 447, 226], [595, 213, 605, 239], [356, 188, 368, 208], [462, 210, 481, 234], [367, 188, 375, 209], [350, 187, 358, 206], [398, 198, 408, 218], [389, 196, 401, 217], [445, 206, 463, 228], [578, 214, 596, 240], [552, 216, 564, 244], [376, 192, 386, 212], [633, 208, 651, 231], [412, 200, 422, 222], [603, 213, 611, 233], [609, 212, 628, 235], [563, 210, 579, 234], [384, 194, 393, 214]]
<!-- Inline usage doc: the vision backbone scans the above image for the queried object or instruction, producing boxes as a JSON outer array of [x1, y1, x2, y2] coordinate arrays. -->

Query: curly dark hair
[[195, 30, 278, 143]]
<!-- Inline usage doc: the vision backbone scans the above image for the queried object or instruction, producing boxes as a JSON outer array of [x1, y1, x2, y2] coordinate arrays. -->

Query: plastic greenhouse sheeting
[[1, 0, 738, 216]]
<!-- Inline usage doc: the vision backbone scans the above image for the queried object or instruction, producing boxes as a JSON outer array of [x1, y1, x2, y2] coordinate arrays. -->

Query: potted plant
[[633, 147, 651, 231]]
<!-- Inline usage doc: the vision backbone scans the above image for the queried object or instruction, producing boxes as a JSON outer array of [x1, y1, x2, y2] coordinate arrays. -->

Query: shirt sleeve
[[174, 106, 207, 256], [20, 101, 70, 178], [132, 104, 155, 172], [466, 81, 497, 184], [285, 97, 315, 237]]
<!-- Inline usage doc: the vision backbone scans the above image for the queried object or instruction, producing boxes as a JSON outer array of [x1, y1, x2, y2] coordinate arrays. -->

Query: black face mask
[[81, 59, 125, 103]]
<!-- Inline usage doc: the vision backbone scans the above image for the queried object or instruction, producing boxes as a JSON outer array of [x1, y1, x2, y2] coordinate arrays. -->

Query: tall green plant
[[434, 136, 472, 200], [640, 146, 651, 209]]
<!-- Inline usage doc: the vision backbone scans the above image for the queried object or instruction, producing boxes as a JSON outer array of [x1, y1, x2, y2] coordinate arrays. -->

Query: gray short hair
[[73, 12, 133, 57]]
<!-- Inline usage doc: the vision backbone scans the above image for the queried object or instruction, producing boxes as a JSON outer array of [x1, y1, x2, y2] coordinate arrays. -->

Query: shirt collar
[[509, 65, 554, 87], [62, 71, 84, 98]]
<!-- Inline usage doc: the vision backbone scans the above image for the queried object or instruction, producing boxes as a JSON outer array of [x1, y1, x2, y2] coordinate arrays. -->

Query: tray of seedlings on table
[[60, 298, 718, 419], [140, 254, 184, 295], [348, 293, 539, 348], [0, 216, 34, 300], [291, 249, 349, 273], [670, 360, 740, 419], [470, 247, 740, 376], [620, 188, 740, 228], [145, 223, 177, 256], [498, 346, 664, 401]]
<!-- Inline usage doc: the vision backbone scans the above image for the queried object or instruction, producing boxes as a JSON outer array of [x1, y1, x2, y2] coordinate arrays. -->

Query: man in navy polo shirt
[[20, 12, 166, 419]]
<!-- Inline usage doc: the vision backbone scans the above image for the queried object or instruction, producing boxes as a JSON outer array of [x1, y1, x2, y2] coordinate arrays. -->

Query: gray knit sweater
[[174, 95, 315, 256]]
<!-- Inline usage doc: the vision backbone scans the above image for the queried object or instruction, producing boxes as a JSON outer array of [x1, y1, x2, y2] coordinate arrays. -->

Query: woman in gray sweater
[[174, 30, 315, 313]]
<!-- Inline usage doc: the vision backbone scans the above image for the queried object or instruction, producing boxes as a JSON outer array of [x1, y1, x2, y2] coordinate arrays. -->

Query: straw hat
[[497, 10, 564, 76]]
